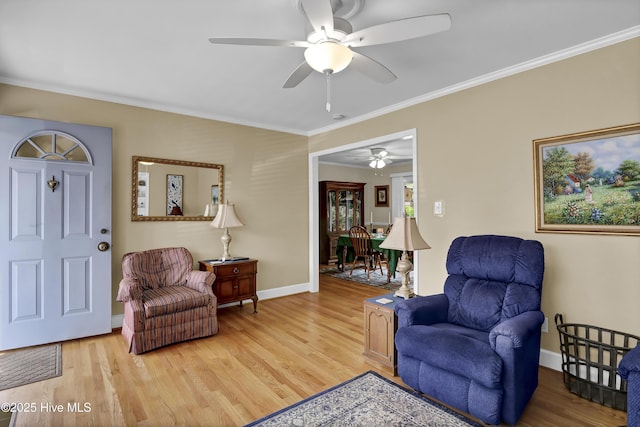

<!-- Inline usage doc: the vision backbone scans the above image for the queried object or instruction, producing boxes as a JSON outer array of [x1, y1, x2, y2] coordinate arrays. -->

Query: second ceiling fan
[[209, 0, 451, 111]]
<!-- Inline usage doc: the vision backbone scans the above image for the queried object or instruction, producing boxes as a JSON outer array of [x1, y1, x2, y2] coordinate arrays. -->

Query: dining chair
[[376, 250, 392, 283], [349, 226, 387, 280]]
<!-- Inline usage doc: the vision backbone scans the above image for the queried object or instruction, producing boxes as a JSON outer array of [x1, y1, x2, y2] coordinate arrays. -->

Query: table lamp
[[210, 201, 244, 261], [380, 215, 431, 299]]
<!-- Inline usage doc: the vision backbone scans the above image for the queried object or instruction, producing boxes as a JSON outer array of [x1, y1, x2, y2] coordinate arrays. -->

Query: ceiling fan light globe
[[369, 159, 386, 169], [304, 42, 352, 74]]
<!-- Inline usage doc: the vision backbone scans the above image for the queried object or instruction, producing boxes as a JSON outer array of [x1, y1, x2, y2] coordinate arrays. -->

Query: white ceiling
[[0, 0, 638, 138], [319, 137, 414, 168]]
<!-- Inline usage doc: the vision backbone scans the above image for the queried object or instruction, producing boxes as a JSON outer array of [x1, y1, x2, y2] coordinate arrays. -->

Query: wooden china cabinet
[[319, 181, 365, 264]]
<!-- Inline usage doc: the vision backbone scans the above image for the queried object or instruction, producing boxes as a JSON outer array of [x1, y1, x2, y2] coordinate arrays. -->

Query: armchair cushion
[[122, 247, 193, 290], [446, 235, 544, 287], [396, 325, 502, 388], [445, 276, 507, 331], [143, 286, 211, 317], [445, 236, 544, 332]]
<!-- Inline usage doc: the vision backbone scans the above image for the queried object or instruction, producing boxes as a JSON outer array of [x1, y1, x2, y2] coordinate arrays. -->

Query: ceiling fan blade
[[300, 0, 334, 35], [283, 61, 314, 88], [208, 37, 308, 48], [343, 13, 451, 47], [350, 52, 397, 84]]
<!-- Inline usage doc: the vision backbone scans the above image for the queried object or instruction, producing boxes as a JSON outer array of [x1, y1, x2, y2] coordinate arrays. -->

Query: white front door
[[0, 115, 112, 350]]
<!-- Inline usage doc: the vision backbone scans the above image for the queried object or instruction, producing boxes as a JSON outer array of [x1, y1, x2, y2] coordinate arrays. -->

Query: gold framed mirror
[[132, 156, 224, 221]]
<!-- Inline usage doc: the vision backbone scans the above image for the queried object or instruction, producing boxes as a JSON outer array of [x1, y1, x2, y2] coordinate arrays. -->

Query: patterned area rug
[[0, 344, 62, 391], [245, 371, 482, 427], [320, 266, 413, 292]]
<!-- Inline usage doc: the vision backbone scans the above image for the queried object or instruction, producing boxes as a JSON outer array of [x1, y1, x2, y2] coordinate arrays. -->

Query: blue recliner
[[394, 235, 545, 425], [619, 345, 640, 427]]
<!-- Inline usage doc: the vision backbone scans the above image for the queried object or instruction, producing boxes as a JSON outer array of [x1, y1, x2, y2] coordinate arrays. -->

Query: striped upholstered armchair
[[116, 247, 219, 354]]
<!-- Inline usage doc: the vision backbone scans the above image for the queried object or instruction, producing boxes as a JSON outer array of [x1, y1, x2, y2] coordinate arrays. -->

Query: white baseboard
[[111, 314, 123, 329], [257, 282, 311, 301], [110, 283, 564, 373], [540, 348, 562, 372]]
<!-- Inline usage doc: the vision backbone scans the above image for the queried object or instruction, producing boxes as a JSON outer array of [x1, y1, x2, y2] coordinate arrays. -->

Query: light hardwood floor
[[0, 274, 627, 426]]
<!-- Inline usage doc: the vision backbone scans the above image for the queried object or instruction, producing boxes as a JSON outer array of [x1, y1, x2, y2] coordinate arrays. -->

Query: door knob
[[97, 242, 110, 252]]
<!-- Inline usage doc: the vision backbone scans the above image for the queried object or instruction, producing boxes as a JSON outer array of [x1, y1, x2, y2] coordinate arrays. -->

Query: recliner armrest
[[620, 344, 640, 379], [116, 277, 143, 302], [489, 311, 544, 349], [395, 294, 448, 328]]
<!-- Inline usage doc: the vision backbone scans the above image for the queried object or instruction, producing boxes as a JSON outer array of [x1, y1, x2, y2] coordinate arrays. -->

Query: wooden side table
[[198, 259, 258, 313], [363, 293, 402, 374]]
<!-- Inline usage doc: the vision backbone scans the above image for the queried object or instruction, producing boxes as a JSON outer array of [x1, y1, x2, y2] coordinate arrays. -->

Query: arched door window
[[12, 130, 92, 164]]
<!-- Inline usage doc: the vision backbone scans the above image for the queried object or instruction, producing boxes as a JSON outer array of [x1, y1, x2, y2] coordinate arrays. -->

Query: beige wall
[[0, 84, 310, 315], [310, 38, 640, 353]]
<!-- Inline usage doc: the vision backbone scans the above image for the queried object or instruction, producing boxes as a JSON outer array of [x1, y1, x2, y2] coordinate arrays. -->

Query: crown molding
[[308, 26, 640, 136], [0, 77, 309, 136], [2, 27, 637, 138]]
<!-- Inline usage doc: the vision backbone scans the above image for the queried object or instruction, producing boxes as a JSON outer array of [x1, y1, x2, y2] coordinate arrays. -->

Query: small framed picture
[[166, 174, 183, 215], [375, 185, 389, 207]]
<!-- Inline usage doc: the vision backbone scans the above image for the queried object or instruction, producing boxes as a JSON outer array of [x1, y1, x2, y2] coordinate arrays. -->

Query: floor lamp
[[379, 216, 430, 299]]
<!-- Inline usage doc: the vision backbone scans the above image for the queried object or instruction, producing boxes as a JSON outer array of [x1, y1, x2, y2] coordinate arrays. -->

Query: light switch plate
[[434, 200, 444, 216]]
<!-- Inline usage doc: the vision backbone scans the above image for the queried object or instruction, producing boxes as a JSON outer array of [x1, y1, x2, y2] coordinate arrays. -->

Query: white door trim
[[308, 129, 418, 293]]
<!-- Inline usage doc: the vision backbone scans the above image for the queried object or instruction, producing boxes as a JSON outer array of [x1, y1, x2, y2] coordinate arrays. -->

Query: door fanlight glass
[[12, 131, 92, 164]]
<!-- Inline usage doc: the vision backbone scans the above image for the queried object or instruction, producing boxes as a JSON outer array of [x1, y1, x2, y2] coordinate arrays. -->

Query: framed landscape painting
[[533, 123, 640, 235]]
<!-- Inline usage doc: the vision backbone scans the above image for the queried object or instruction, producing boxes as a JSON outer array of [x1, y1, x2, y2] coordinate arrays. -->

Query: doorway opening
[[308, 129, 418, 293]]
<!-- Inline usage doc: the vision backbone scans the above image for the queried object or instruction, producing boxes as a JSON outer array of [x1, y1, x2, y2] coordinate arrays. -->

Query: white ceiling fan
[[345, 147, 394, 168], [208, 0, 451, 111], [368, 147, 392, 169]]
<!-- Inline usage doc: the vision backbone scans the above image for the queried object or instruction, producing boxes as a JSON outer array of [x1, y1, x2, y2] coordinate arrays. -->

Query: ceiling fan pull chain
[[325, 71, 331, 112]]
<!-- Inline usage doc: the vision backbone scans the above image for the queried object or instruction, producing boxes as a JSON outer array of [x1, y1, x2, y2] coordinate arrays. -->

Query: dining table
[[335, 234, 402, 280]]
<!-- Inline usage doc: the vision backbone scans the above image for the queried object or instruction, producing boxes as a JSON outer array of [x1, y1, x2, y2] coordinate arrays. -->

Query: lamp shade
[[210, 202, 244, 229], [304, 41, 353, 74], [380, 216, 430, 251]]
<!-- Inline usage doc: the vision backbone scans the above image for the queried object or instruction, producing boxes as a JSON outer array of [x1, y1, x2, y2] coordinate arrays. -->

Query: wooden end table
[[363, 293, 402, 374], [198, 258, 258, 313]]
